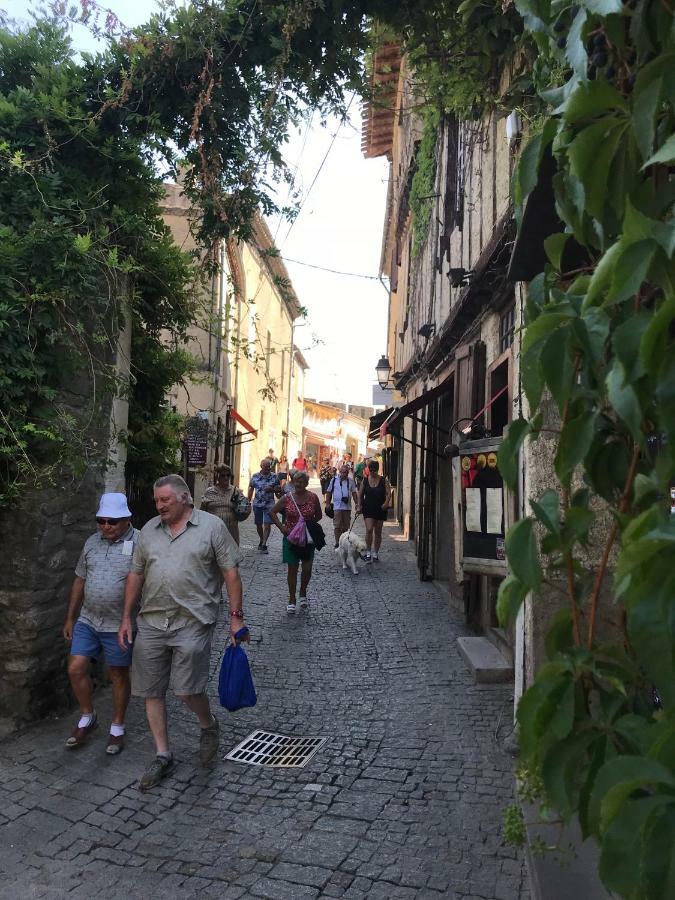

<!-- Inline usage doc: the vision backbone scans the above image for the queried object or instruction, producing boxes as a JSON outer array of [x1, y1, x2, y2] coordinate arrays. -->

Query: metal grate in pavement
[[225, 730, 326, 768]]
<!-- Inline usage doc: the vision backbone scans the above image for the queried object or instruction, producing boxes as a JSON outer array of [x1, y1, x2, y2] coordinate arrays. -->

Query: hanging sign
[[185, 417, 209, 467], [459, 438, 507, 572]]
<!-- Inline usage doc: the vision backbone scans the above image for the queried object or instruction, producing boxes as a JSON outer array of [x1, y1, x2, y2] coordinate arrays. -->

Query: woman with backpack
[[200, 464, 250, 545]]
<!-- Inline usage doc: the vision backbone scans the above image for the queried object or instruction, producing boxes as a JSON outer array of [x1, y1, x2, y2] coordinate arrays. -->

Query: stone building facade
[[365, 47, 543, 703]]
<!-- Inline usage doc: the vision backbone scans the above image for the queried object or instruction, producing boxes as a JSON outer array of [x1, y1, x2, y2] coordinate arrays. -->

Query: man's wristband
[[230, 609, 244, 619]]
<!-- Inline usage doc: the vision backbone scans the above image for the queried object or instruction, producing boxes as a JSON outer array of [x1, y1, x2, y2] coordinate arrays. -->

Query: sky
[[2, 0, 391, 409]]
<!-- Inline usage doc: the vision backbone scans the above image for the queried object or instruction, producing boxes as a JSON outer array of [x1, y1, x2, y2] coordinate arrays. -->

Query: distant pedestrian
[[325, 463, 359, 548], [277, 454, 289, 476], [354, 454, 366, 488], [62, 493, 137, 754], [247, 458, 280, 553], [357, 460, 392, 562], [119, 474, 245, 791], [292, 452, 307, 471], [266, 448, 279, 472], [200, 464, 249, 545], [268, 471, 322, 613]]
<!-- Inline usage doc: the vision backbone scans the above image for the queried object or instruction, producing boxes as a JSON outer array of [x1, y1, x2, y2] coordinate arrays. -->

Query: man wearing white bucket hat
[[62, 492, 138, 755]]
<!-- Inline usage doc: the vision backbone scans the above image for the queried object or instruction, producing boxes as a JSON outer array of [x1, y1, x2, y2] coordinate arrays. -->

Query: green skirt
[[282, 536, 315, 565]]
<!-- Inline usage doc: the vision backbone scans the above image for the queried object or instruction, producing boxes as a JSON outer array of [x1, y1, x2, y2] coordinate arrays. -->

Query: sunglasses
[[96, 517, 123, 525]]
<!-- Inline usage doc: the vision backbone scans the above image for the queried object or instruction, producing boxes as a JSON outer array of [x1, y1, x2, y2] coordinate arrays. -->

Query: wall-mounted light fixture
[[375, 355, 395, 390], [417, 322, 436, 339], [448, 267, 472, 288]]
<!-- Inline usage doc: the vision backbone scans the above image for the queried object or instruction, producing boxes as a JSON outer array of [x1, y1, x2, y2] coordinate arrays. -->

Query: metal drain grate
[[225, 730, 326, 768]]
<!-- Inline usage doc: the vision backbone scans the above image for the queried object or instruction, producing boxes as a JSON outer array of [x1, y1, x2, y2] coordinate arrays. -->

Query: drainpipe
[[284, 319, 295, 457]]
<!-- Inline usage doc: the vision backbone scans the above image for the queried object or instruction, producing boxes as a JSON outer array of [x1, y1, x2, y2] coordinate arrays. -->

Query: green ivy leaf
[[612, 312, 650, 382], [498, 417, 531, 489], [496, 574, 529, 626], [565, 7, 588, 78], [555, 412, 597, 483], [627, 571, 675, 707], [506, 517, 542, 590], [582, 0, 622, 12], [542, 731, 596, 819], [564, 80, 627, 124], [606, 360, 643, 441], [588, 755, 675, 837], [600, 796, 673, 897], [541, 324, 574, 410], [642, 133, 675, 168], [518, 675, 576, 760], [530, 488, 561, 535], [606, 239, 657, 306], [544, 233, 570, 271], [568, 118, 623, 219], [640, 295, 675, 378], [583, 241, 621, 308], [633, 76, 662, 162]]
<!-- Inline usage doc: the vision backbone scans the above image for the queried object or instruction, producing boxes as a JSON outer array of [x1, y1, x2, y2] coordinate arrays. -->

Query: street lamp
[[375, 355, 393, 390]]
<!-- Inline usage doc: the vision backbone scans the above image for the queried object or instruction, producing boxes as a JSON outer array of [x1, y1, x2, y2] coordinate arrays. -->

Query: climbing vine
[[495, 0, 675, 896]]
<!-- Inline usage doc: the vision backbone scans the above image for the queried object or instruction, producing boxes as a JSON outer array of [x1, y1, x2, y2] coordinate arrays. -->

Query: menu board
[[186, 417, 209, 467], [460, 445, 506, 565]]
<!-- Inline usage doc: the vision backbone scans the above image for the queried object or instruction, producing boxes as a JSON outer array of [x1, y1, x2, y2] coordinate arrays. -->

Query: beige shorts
[[333, 509, 351, 531], [131, 615, 215, 698]]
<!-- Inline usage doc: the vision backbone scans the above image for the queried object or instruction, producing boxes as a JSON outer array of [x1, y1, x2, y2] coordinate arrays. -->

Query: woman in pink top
[[291, 454, 307, 471], [269, 471, 321, 613]]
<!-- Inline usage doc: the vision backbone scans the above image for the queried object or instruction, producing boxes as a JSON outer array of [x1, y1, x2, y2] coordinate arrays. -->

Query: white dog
[[337, 531, 368, 575]]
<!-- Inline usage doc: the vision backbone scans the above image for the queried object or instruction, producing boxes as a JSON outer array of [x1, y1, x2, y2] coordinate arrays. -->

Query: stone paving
[[0, 493, 530, 899]]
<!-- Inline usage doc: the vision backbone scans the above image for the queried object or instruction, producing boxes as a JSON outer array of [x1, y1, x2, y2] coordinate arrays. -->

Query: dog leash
[[348, 511, 360, 536]]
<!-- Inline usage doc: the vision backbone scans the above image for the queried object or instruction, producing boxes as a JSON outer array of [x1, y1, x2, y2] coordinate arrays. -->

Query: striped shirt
[[75, 526, 139, 632]]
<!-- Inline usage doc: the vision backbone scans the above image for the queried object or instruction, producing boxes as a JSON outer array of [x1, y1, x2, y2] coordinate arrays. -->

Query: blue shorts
[[253, 506, 273, 525], [71, 620, 132, 667]]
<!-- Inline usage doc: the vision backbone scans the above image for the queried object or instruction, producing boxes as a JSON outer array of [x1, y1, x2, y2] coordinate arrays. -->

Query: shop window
[[499, 306, 515, 354], [488, 352, 511, 437]]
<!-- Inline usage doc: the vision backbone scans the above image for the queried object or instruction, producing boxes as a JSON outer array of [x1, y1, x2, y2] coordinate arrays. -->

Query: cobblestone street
[[0, 496, 530, 899]]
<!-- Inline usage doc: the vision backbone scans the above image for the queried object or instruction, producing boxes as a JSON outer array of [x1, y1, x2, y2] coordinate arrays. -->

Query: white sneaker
[[372, 552, 379, 561], [299, 597, 308, 610], [287, 601, 296, 614], [364, 551, 372, 563]]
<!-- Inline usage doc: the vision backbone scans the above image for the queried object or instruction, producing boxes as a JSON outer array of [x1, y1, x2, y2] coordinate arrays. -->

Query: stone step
[[457, 636, 513, 684]]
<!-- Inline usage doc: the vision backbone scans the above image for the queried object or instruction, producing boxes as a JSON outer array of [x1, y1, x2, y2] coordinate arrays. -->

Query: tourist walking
[[247, 458, 280, 553], [354, 454, 366, 488], [291, 452, 307, 471], [119, 475, 245, 790], [266, 448, 279, 472], [199, 464, 249, 544], [325, 463, 359, 548], [268, 471, 322, 613], [357, 460, 392, 562], [62, 493, 137, 754], [277, 454, 289, 476]]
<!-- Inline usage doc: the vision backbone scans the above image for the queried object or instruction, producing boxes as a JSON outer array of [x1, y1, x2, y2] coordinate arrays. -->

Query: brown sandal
[[65, 712, 98, 748], [105, 733, 125, 755]]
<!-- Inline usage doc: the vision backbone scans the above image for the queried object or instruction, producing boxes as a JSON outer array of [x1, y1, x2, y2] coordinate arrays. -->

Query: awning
[[386, 374, 454, 433], [230, 408, 257, 436], [368, 407, 395, 441]]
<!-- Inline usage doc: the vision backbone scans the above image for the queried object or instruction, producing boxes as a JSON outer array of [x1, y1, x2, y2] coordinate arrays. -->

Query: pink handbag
[[286, 495, 307, 546]]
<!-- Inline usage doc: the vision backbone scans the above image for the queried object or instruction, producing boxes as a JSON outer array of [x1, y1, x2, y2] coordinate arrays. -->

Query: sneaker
[[299, 597, 308, 610], [138, 755, 175, 791], [372, 552, 379, 562], [364, 551, 372, 563], [287, 601, 296, 613], [65, 712, 98, 748], [199, 716, 220, 766]]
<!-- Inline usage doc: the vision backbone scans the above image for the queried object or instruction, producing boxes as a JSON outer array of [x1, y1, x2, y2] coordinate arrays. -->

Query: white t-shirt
[[327, 475, 356, 511]]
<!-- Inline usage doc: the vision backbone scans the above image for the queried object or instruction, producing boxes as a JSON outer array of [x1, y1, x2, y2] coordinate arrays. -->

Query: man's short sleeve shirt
[[329, 475, 357, 511], [75, 525, 139, 631], [249, 472, 279, 509], [131, 509, 243, 625]]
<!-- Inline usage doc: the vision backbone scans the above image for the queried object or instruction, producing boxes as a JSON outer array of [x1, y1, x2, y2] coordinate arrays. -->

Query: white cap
[[96, 492, 132, 519]]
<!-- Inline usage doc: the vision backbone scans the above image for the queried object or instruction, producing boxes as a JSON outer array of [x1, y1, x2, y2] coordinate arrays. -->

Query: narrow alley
[[0, 497, 529, 900]]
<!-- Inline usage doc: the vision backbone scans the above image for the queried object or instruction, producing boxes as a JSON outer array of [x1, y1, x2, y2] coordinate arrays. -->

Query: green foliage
[[0, 21, 196, 502], [410, 109, 441, 256], [497, 0, 675, 895]]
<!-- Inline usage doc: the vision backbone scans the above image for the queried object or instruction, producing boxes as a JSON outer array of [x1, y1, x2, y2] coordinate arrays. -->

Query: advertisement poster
[[460, 448, 505, 564]]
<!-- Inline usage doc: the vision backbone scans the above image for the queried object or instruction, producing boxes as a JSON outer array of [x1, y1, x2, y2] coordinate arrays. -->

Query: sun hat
[[96, 492, 132, 519]]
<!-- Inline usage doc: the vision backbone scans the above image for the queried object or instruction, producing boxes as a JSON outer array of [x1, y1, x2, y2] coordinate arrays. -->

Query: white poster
[[486, 488, 503, 534], [465, 488, 481, 532]]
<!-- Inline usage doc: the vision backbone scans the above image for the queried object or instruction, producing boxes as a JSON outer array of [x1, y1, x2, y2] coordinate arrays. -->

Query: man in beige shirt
[[119, 474, 246, 791]]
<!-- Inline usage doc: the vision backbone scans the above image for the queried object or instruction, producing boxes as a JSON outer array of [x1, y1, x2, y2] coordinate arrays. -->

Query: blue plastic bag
[[218, 642, 257, 712]]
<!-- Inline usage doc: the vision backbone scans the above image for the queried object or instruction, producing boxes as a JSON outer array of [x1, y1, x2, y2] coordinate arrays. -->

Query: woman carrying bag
[[268, 471, 324, 613], [200, 464, 250, 545]]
